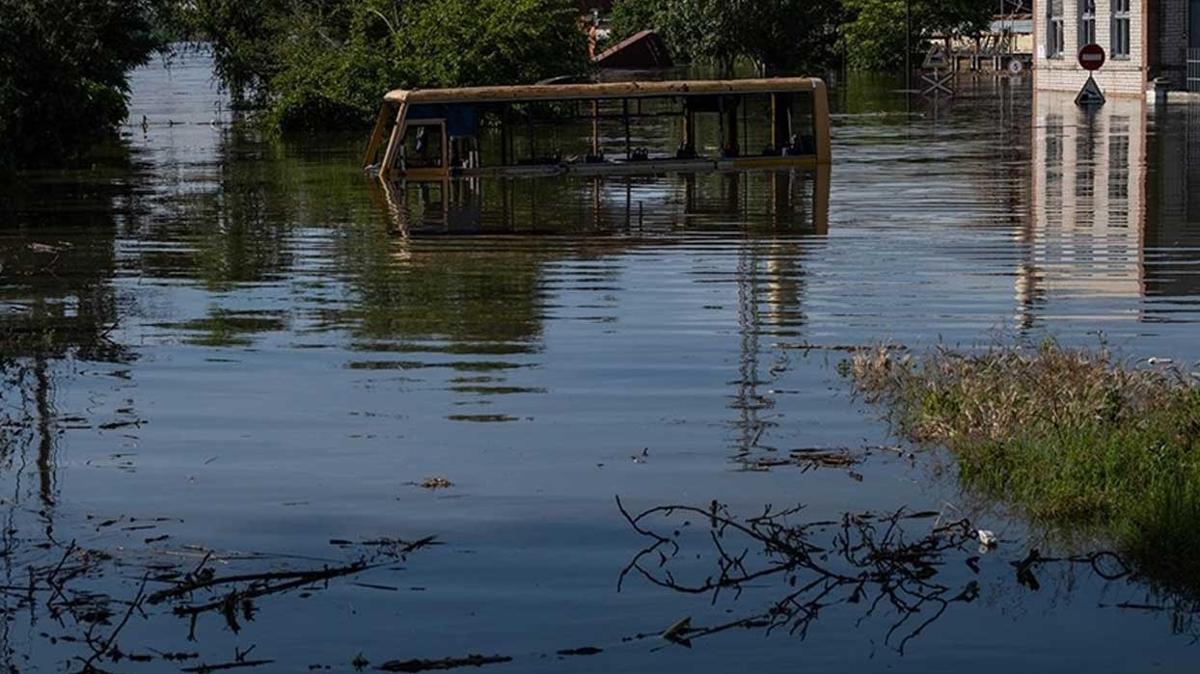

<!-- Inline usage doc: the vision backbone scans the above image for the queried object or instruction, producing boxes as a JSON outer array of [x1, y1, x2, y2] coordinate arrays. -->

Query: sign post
[[921, 46, 954, 98], [1076, 43, 1107, 107]]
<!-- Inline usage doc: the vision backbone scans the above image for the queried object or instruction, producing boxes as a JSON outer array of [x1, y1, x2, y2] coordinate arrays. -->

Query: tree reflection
[[2, 172, 137, 512]]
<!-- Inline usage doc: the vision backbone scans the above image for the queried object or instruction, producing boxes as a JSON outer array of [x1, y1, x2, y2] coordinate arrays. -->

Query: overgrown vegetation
[[191, 0, 590, 131], [845, 343, 1200, 588], [0, 0, 177, 168], [608, 0, 992, 74], [610, 0, 844, 73]]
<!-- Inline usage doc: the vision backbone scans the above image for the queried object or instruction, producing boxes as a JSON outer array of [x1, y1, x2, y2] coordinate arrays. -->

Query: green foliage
[[842, 0, 994, 71], [847, 342, 1200, 591], [609, 0, 662, 44], [739, 0, 846, 75], [192, 0, 590, 131], [608, 0, 778, 71], [0, 0, 174, 167], [610, 0, 990, 74], [190, 0, 290, 107]]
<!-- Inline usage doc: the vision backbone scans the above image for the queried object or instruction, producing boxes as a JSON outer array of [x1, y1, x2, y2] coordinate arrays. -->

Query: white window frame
[[1047, 0, 1066, 58], [1112, 0, 1132, 59], [1079, 0, 1097, 47]]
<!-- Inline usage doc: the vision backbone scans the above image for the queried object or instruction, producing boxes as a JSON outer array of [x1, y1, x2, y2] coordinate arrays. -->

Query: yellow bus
[[363, 77, 831, 180]]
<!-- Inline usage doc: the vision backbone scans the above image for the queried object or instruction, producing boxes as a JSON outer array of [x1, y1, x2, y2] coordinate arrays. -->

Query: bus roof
[[383, 77, 825, 105]]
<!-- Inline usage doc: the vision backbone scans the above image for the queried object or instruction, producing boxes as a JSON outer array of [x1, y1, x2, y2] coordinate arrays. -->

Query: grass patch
[[844, 342, 1200, 589]]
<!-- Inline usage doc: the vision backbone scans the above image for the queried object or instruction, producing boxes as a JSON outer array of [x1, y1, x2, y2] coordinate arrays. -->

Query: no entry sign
[[1076, 43, 1107, 107], [1078, 43, 1106, 71]]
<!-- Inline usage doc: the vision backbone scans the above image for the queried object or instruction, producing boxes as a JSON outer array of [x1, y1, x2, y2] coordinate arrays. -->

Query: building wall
[[1033, 0, 1193, 94], [1034, 0, 1149, 95]]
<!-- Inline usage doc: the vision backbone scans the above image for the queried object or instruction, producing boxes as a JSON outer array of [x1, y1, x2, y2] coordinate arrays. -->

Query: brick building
[[1034, 0, 1199, 95]]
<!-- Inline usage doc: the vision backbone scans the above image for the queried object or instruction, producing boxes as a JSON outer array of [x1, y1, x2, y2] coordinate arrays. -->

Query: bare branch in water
[[619, 498, 1114, 652]]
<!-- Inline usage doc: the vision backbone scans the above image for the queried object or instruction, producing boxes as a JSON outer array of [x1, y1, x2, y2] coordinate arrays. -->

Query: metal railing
[[1189, 49, 1200, 93]]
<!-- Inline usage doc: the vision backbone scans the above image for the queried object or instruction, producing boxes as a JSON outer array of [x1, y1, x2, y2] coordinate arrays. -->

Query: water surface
[[2, 56, 1199, 672]]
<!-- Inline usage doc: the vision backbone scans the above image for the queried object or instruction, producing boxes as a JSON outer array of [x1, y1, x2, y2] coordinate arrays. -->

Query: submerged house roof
[[593, 30, 673, 69]]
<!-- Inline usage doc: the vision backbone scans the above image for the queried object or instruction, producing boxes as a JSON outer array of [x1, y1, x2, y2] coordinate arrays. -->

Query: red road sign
[[1078, 43, 1106, 71]]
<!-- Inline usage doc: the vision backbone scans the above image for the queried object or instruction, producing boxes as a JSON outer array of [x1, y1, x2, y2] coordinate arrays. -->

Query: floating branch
[[618, 496, 988, 652]]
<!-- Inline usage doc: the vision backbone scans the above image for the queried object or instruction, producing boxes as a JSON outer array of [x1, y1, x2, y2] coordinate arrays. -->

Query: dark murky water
[[2, 53, 1200, 672]]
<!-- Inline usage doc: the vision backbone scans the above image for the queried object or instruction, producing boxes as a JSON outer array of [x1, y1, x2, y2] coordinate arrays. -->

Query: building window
[[1048, 0, 1065, 58], [1080, 0, 1097, 46], [1112, 0, 1132, 58]]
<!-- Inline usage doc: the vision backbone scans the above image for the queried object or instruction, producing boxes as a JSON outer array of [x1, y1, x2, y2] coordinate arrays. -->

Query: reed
[[844, 342, 1200, 588]]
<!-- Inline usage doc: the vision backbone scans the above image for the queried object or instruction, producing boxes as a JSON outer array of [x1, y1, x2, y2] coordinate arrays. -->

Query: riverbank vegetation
[[0, 0, 177, 169], [846, 343, 1200, 588]]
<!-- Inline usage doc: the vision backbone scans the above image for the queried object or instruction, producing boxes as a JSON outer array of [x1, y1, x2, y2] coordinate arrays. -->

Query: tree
[[741, 0, 846, 75], [611, 0, 993, 75], [608, 0, 662, 44], [0, 0, 176, 168], [189, 0, 291, 107], [606, 0, 845, 75], [842, 0, 994, 71], [191, 0, 591, 131]]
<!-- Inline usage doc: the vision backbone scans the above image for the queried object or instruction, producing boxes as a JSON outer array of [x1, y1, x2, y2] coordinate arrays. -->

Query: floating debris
[[181, 659, 275, 673], [418, 477, 453, 490], [556, 647, 603, 657], [27, 242, 68, 254], [618, 498, 987, 652], [745, 447, 865, 474], [661, 616, 692, 643], [376, 654, 513, 672], [789, 447, 860, 468], [977, 530, 998, 552], [776, 341, 898, 353]]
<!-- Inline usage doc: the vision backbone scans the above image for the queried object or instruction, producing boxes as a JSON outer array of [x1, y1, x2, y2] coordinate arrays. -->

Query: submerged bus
[[363, 78, 831, 180]]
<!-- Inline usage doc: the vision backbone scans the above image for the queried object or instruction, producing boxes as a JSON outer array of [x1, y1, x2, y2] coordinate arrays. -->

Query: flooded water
[[2, 53, 1200, 672]]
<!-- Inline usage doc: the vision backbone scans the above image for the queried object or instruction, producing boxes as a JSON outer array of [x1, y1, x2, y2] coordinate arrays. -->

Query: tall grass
[[845, 342, 1200, 589]]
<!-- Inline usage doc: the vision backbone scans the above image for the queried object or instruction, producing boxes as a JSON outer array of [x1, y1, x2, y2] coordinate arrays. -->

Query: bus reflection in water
[[373, 167, 830, 237]]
